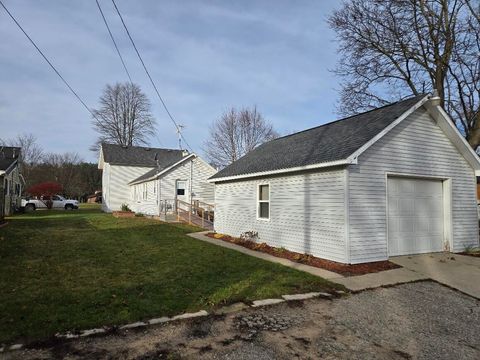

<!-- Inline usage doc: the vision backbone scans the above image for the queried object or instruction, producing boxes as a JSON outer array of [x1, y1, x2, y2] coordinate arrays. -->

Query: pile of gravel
[[234, 312, 296, 340]]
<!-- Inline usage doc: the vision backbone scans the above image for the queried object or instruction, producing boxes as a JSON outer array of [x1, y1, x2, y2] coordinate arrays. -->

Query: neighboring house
[[98, 143, 216, 214], [0, 146, 24, 219], [209, 94, 480, 264], [128, 152, 216, 216]]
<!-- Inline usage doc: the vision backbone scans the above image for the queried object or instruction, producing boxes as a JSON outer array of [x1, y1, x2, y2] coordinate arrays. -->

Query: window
[[143, 183, 147, 200], [258, 184, 270, 219], [176, 180, 186, 196]]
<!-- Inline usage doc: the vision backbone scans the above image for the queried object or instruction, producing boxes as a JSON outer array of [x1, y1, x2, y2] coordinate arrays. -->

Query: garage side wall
[[348, 107, 479, 263], [214, 169, 347, 263]]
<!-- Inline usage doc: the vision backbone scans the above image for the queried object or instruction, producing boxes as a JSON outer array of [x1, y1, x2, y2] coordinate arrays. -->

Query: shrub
[[121, 204, 131, 212]]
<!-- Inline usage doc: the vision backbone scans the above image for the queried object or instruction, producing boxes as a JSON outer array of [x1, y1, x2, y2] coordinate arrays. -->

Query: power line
[[0, 0, 99, 120], [95, 0, 164, 148], [110, 0, 193, 152], [95, 0, 132, 83]]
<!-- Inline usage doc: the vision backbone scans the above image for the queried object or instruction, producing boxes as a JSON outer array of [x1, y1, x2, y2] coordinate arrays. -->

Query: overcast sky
[[0, 0, 342, 162]]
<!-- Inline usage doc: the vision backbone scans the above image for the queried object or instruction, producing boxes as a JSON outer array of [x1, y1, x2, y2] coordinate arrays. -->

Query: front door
[[176, 180, 188, 209]]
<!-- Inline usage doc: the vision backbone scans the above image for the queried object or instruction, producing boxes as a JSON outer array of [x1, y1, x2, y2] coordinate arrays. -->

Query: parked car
[[21, 195, 79, 212]]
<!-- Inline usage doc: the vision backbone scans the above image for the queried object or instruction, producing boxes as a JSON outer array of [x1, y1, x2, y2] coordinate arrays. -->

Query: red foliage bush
[[26, 182, 63, 209], [27, 182, 63, 197]]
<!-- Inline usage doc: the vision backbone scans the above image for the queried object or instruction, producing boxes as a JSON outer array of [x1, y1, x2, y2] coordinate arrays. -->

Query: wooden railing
[[160, 199, 214, 229]]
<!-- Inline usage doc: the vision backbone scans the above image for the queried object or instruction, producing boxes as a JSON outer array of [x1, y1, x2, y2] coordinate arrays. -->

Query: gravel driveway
[[4, 281, 479, 360]]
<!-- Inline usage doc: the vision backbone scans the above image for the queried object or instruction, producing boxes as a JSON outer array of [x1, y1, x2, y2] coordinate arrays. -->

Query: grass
[[0, 205, 341, 344]]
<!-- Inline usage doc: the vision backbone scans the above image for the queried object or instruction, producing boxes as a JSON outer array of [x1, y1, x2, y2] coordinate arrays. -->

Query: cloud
[[0, 0, 342, 161]]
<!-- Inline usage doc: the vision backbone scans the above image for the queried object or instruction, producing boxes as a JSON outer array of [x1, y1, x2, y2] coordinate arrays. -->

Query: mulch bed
[[459, 252, 480, 258], [206, 233, 401, 277]]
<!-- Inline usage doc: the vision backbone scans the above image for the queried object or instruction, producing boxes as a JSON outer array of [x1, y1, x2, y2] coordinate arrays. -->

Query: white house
[[0, 146, 24, 218], [209, 94, 480, 264], [128, 152, 216, 216], [98, 143, 216, 215]]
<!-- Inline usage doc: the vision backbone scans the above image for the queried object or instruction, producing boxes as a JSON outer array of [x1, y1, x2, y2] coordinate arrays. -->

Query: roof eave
[[424, 101, 480, 175], [129, 153, 197, 185], [3, 160, 19, 175], [98, 146, 105, 169], [209, 95, 432, 184], [208, 158, 357, 183], [345, 95, 430, 163]]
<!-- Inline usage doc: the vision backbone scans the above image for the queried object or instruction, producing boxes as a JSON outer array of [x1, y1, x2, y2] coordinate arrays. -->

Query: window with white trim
[[258, 184, 270, 219], [143, 183, 147, 200]]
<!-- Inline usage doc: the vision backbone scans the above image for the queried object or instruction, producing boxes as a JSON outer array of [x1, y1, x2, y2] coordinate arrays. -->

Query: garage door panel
[[388, 177, 444, 256], [398, 216, 414, 232], [398, 199, 415, 215]]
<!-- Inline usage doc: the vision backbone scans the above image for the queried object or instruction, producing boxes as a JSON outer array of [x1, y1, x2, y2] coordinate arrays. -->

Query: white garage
[[388, 177, 446, 256], [210, 94, 480, 264]]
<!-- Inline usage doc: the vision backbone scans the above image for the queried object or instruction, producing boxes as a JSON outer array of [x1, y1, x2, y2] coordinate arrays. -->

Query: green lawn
[[0, 205, 341, 343]]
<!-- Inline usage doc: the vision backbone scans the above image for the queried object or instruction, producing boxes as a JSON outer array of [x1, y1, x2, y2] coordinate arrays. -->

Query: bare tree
[[204, 106, 278, 168], [91, 83, 156, 151], [40, 152, 83, 197], [0, 133, 44, 185], [0, 133, 43, 165], [329, 0, 480, 149]]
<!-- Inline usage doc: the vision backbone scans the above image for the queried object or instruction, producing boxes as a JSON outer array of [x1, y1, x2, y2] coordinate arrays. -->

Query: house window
[[258, 184, 270, 219], [143, 184, 147, 200], [176, 180, 186, 196], [4, 179, 8, 196]]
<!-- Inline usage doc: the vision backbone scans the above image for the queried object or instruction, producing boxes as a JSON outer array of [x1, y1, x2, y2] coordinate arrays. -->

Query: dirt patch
[[206, 233, 401, 276]]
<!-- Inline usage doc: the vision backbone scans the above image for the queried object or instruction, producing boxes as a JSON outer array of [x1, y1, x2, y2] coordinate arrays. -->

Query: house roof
[[129, 153, 197, 185], [210, 95, 428, 181], [0, 146, 21, 173], [100, 143, 185, 167]]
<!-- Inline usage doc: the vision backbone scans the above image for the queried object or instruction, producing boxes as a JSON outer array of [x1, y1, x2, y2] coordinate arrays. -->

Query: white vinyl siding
[[2, 164, 22, 216], [159, 157, 216, 205], [348, 107, 478, 263], [214, 169, 347, 263], [131, 180, 159, 216], [101, 163, 154, 212], [129, 156, 216, 216]]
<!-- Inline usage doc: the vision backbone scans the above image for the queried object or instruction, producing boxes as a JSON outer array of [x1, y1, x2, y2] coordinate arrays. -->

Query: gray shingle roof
[[128, 155, 191, 184], [210, 95, 427, 181], [101, 143, 184, 167], [0, 146, 21, 172]]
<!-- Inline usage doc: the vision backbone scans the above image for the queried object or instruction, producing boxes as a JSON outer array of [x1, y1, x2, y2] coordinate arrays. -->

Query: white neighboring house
[[98, 143, 216, 214], [0, 146, 24, 218], [128, 153, 216, 216], [209, 94, 480, 264]]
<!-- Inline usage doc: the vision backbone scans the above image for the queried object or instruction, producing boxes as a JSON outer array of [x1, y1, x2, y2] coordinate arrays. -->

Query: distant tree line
[[1, 134, 101, 201]]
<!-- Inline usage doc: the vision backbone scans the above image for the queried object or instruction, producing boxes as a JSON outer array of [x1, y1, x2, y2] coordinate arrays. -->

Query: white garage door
[[388, 177, 444, 256]]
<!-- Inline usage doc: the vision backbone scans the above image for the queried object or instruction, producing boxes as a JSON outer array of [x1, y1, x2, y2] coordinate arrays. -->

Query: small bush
[[121, 204, 131, 212]]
